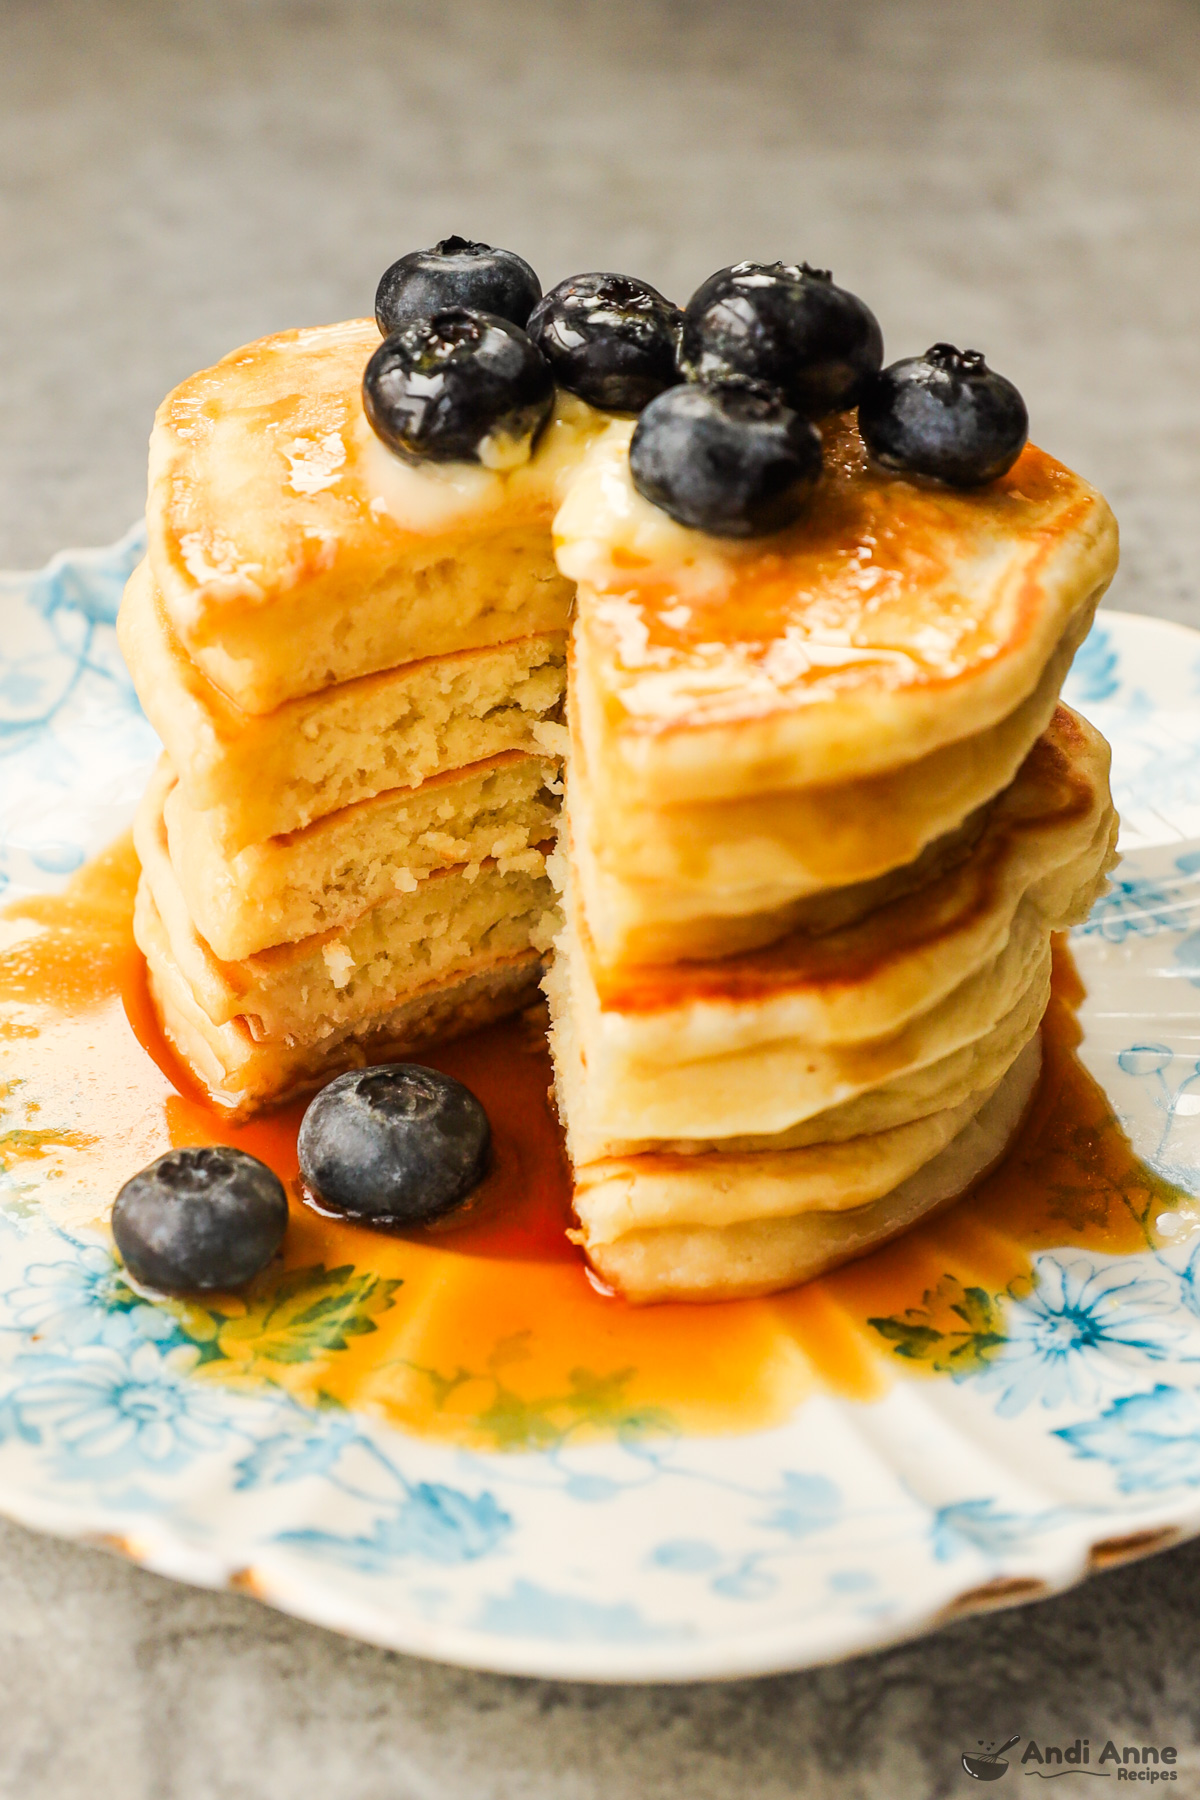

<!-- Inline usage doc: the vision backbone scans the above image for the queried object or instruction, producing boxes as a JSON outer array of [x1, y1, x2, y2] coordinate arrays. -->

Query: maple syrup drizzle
[[1, 838, 1189, 1449], [612, 422, 1074, 664]]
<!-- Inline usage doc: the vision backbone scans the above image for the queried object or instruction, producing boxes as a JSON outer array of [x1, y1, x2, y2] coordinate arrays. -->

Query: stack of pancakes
[[546, 417, 1119, 1299], [118, 320, 605, 1113], [119, 319, 1121, 1304]]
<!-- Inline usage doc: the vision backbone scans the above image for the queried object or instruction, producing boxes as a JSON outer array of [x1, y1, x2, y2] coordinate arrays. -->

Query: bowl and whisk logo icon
[[963, 1736, 1021, 1780]]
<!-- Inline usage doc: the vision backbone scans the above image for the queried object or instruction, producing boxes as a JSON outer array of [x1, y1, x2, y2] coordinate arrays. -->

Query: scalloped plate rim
[[3, 528, 1200, 1683]]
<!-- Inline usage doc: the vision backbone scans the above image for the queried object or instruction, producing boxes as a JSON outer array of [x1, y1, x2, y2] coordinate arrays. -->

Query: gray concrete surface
[[3, 1, 1200, 1794]]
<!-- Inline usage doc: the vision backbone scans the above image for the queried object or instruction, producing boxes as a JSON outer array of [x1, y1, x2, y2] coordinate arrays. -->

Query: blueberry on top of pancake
[[526, 272, 682, 413], [629, 377, 822, 537], [375, 237, 542, 334], [680, 261, 883, 417], [859, 344, 1029, 488], [364, 307, 555, 467]]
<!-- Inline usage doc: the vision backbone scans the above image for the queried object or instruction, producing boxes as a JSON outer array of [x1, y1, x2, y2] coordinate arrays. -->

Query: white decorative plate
[[3, 530, 1200, 1683]]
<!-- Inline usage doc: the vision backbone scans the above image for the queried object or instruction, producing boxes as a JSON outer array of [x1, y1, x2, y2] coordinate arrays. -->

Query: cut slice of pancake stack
[[546, 416, 1119, 1299], [118, 320, 607, 1114]]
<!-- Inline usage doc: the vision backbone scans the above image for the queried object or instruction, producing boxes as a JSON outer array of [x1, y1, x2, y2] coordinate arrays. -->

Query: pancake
[[136, 883, 543, 1119], [556, 414, 1117, 806], [117, 557, 566, 853], [576, 1033, 1042, 1303], [548, 938, 1048, 1165], [576, 1030, 1042, 1238], [559, 906, 1052, 1145], [568, 599, 1097, 966], [146, 320, 606, 713], [135, 775, 557, 1043], [559, 844, 1110, 1145], [585, 707, 1112, 1031], [548, 707, 1116, 1145], [160, 748, 559, 960]]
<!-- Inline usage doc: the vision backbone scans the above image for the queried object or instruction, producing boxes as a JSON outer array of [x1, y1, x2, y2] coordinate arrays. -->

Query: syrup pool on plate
[[0, 837, 1190, 1451]]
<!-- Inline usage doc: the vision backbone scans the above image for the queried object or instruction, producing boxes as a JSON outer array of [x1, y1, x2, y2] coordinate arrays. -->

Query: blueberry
[[680, 261, 883, 418], [112, 1146, 288, 1293], [857, 344, 1029, 487], [298, 1063, 490, 1227], [526, 272, 682, 413], [375, 237, 542, 335], [629, 377, 822, 539], [363, 308, 554, 467]]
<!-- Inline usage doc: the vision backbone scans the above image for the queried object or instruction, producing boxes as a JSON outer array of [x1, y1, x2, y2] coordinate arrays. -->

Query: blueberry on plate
[[375, 237, 542, 335], [629, 377, 823, 538], [363, 307, 555, 467], [298, 1063, 491, 1228], [857, 344, 1029, 487], [680, 261, 883, 418], [526, 272, 682, 412], [112, 1146, 288, 1293]]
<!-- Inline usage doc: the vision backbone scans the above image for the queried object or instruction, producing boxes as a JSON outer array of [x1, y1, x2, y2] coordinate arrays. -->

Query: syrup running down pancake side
[[0, 839, 1187, 1451]]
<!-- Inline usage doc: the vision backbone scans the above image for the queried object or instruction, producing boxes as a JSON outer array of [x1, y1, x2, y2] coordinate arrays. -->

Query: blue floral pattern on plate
[[2, 540, 1200, 1681]]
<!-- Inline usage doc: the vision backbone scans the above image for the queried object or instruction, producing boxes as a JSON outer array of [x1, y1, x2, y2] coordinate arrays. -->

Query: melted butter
[[2, 848, 1187, 1447], [364, 390, 612, 537]]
